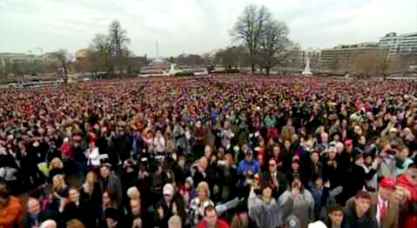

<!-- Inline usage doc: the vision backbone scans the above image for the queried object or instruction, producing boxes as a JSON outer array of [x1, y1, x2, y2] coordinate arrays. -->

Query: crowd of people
[[0, 75, 416, 228]]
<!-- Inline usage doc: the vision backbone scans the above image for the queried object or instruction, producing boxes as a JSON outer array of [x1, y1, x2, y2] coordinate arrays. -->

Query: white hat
[[185, 177, 194, 186], [163, 183, 175, 196], [308, 221, 327, 228], [40, 220, 57, 228]]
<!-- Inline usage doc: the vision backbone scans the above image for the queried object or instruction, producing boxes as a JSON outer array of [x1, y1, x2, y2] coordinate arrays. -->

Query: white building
[[379, 32, 417, 55]]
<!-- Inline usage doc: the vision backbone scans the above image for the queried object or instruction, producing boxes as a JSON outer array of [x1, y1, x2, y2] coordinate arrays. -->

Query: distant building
[[319, 42, 387, 74], [379, 32, 417, 56]]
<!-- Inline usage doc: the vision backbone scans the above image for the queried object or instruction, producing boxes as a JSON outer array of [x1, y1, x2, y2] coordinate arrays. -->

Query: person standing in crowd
[[237, 149, 260, 187], [324, 205, 345, 228], [343, 191, 378, 228], [396, 163, 417, 228], [21, 197, 53, 228], [0, 181, 23, 228], [189, 181, 215, 227], [262, 158, 288, 198], [197, 205, 230, 228], [279, 176, 315, 228], [80, 171, 101, 227], [248, 183, 281, 228], [98, 163, 122, 208], [372, 177, 399, 228], [61, 187, 89, 225]]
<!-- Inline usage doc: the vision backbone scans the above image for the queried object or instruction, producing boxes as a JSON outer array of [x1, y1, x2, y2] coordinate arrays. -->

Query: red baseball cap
[[379, 177, 396, 190], [344, 140, 353, 146]]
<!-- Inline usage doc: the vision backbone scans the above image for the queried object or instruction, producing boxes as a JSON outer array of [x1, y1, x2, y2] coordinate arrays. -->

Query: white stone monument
[[302, 55, 312, 76]]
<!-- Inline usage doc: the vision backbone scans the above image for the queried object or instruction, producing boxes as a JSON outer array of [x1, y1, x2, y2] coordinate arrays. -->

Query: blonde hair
[[49, 157, 63, 170], [168, 215, 182, 228], [52, 175, 66, 191], [66, 219, 85, 228], [196, 181, 210, 198], [85, 171, 97, 185], [127, 186, 141, 200]]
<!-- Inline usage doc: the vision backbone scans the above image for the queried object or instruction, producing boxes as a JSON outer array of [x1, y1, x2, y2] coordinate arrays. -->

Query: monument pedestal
[[302, 55, 312, 76]]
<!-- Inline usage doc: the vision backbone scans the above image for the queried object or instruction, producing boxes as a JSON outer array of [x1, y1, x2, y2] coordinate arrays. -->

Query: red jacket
[[0, 197, 23, 228], [197, 219, 230, 228], [397, 175, 417, 228]]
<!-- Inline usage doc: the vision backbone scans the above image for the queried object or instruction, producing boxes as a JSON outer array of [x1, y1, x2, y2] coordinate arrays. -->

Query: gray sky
[[0, 0, 416, 57]]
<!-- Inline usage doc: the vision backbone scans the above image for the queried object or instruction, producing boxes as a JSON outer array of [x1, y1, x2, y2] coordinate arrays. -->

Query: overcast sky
[[0, 0, 416, 57]]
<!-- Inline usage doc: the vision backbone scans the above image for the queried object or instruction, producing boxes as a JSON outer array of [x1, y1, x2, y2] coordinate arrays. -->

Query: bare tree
[[51, 49, 71, 84], [89, 33, 112, 75], [109, 20, 130, 75], [378, 48, 390, 80], [256, 19, 290, 75], [232, 5, 271, 73], [215, 46, 249, 70]]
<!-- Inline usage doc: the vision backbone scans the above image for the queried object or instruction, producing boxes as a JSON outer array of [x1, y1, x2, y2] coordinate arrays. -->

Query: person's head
[[314, 177, 323, 189], [379, 177, 396, 201], [130, 199, 141, 216], [389, 127, 398, 137], [405, 164, 417, 185], [40, 220, 57, 228], [68, 187, 80, 203], [311, 151, 320, 164], [52, 174, 66, 190], [261, 184, 273, 202], [163, 183, 175, 203], [363, 153, 373, 166], [168, 215, 182, 228], [268, 159, 277, 172], [66, 219, 86, 228], [284, 140, 291, 150], [0, 181, 10, 207], [327, 205, 344, 226], [345, 140, 353, 151], [127, 186, 141, 200], [272, 145, 281, 157], [199, 157, 208, 170], [204, 205, 218, 226], [27, 197, 41, 215], [335, 142, 344, 154], [321, 132, 329, 144], [328, 146, 338, 160], [196, 181, 210, 200], [49, 157, 63, 170], [204, 145, 213, 158], [397, 147, 409, 161], [354, 154, 364, 166], [291, 158, 300, 171], [359, 135, 366, 145], [217, 147, 225, 159], [354, 191, 372, 217], [184, 177, 193, 190], [85, 171, 97, 185], [105, 208, 120, 228], [245, 150, 253, 161], [291, 176, 303, 190], [102, 191, 114, 207], [100, 164, 112, 178], [286, 119, 293, 126], [354, 125, 363, 136], [224, 153, 234, 166]]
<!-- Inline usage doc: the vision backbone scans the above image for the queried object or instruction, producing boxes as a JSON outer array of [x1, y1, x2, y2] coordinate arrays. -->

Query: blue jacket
[[238, 159, 260, 176]]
